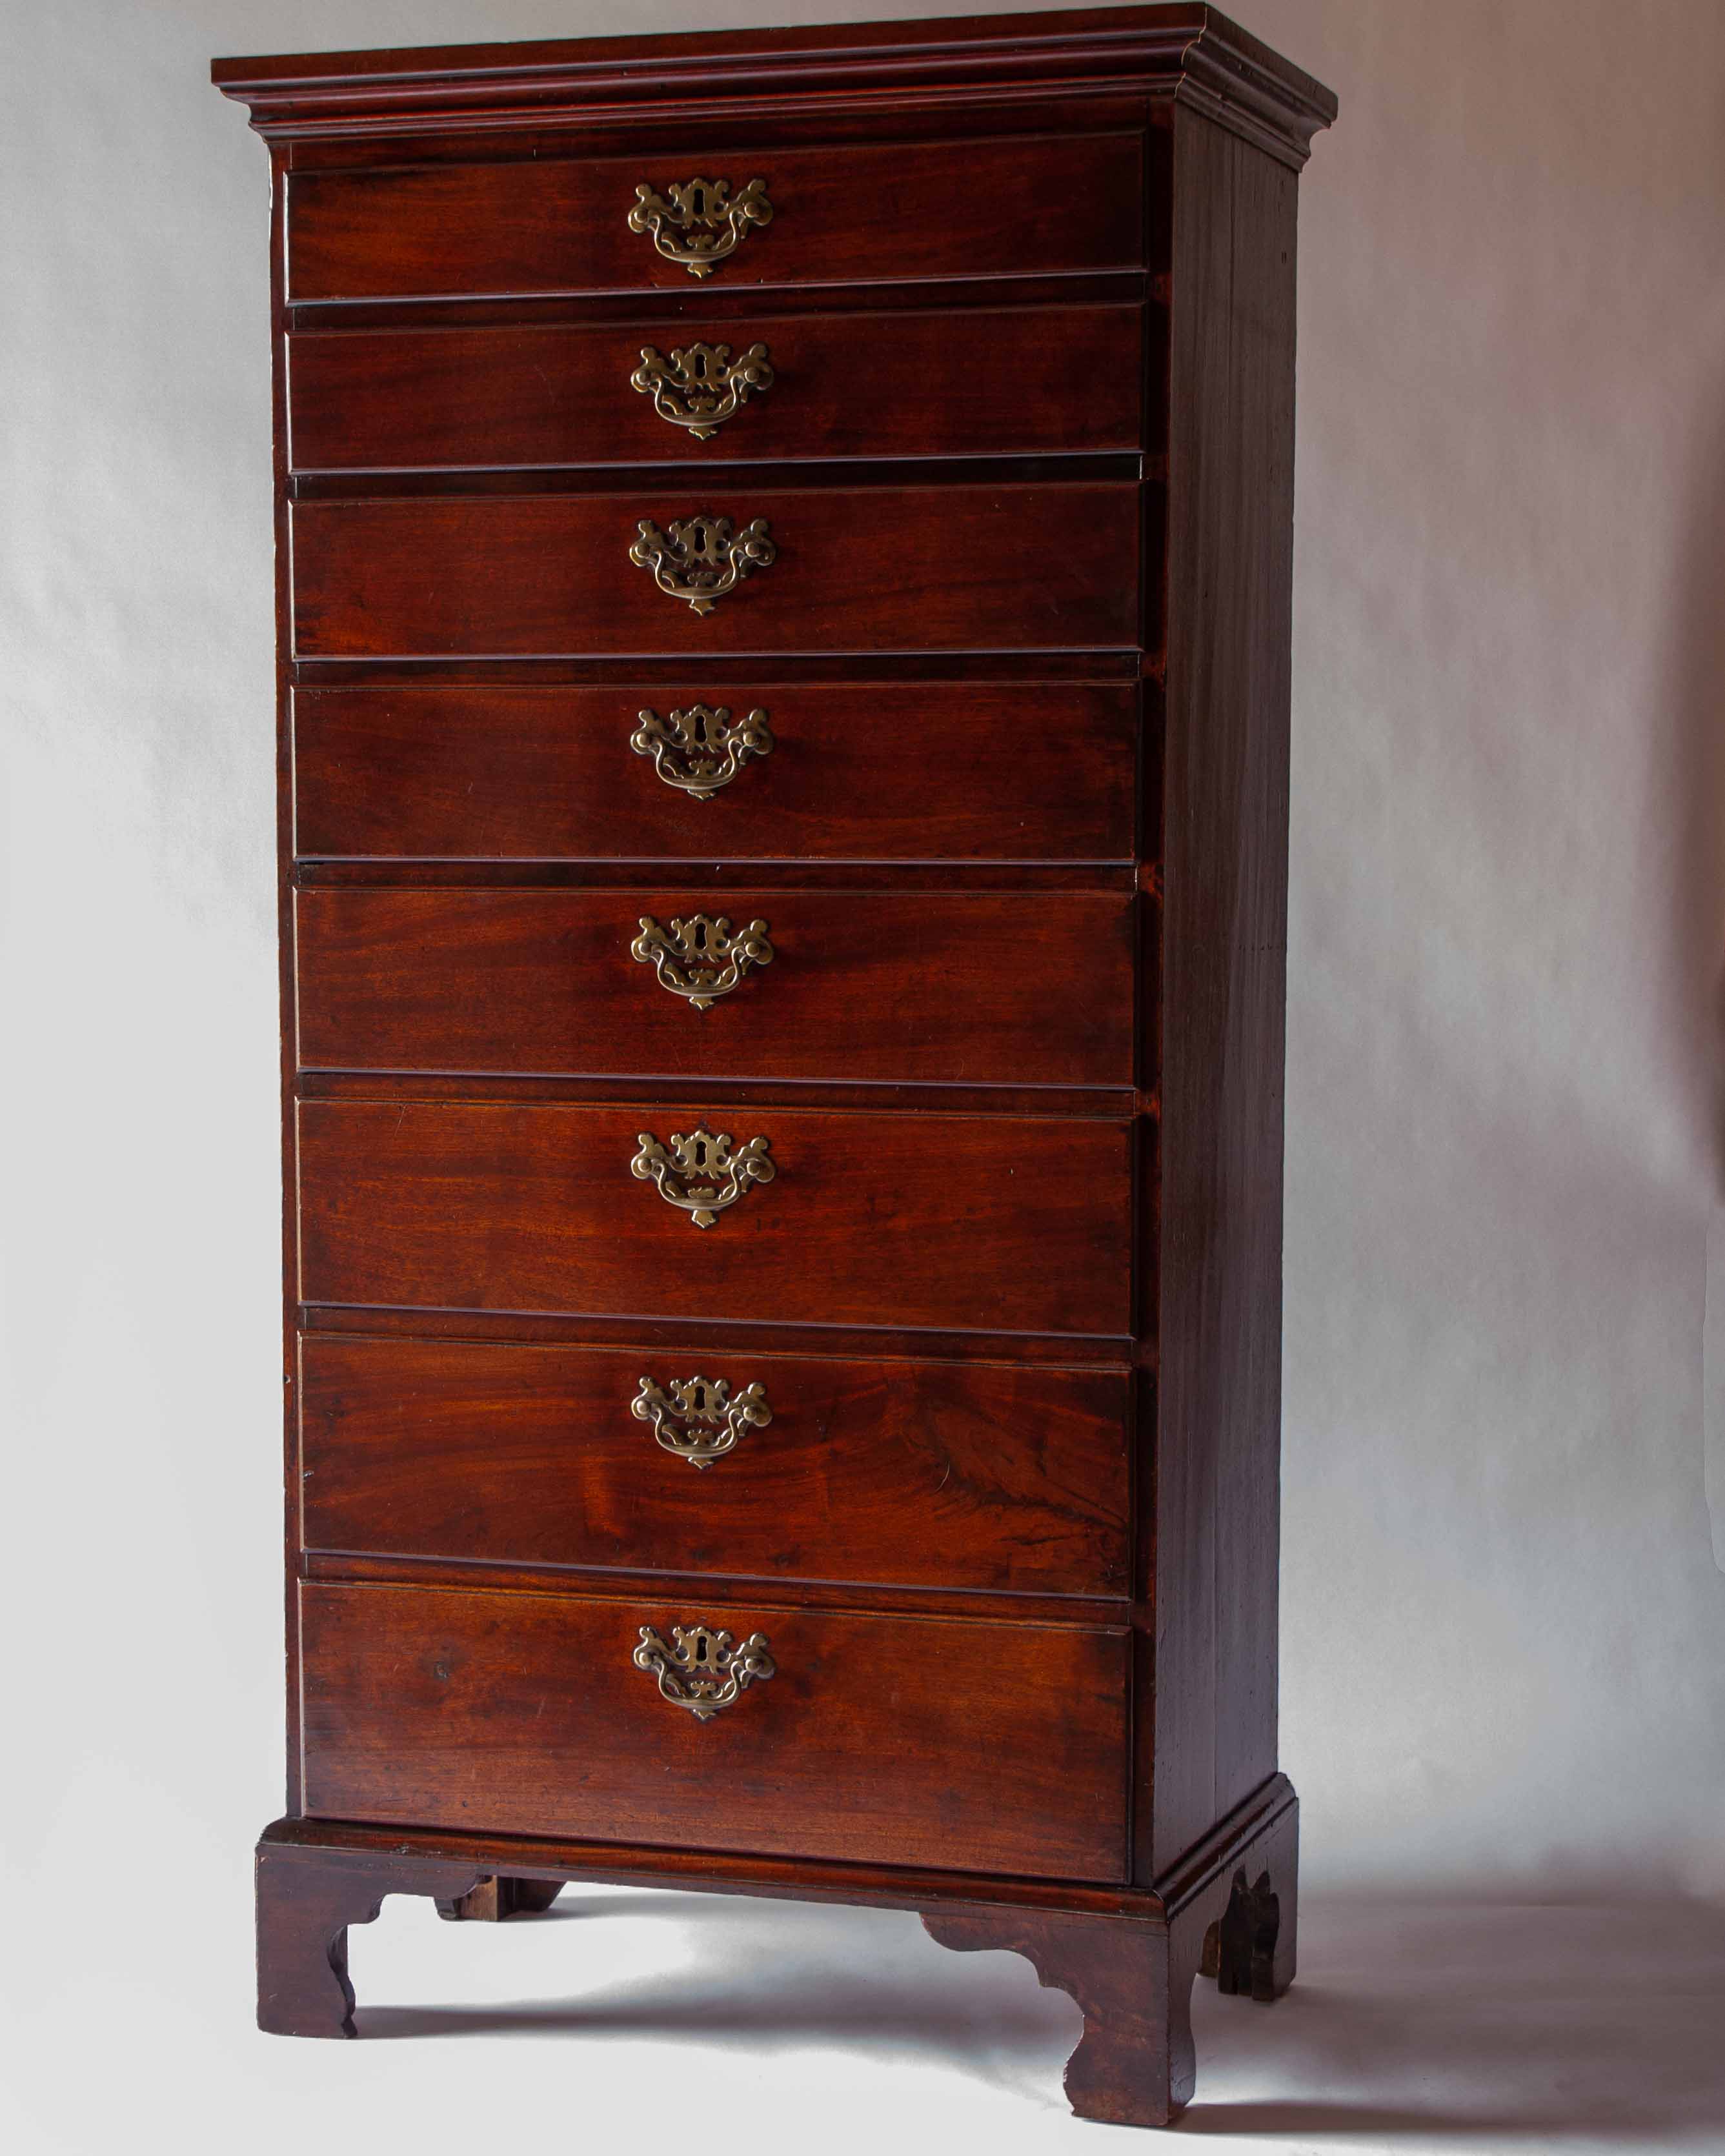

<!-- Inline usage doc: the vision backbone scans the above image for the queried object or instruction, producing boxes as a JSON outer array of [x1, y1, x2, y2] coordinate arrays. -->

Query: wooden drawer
[[289, 484, 1142, 658], [300, 1580, 1130, 1879], [287, 303, 1144, 471], [292, 682, 1139, 863], [299, 1335, 1131, 1596], [285, 132, 1144, 303], [297, 1099, 1133, 1338], [294, 887, 1136, 1088]]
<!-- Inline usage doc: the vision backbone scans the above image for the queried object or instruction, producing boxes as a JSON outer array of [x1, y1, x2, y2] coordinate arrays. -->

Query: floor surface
[[7, 1880, 1723, 2153]]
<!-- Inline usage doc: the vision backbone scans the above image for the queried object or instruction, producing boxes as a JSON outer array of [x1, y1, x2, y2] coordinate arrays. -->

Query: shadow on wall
[[1674, 375, 1725, 1574], [1673, 382, 1725, 1191], [355, 1887, 1725, 2143]]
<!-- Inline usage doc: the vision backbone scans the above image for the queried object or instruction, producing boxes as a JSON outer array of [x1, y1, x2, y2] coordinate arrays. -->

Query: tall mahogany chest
[[214, 6, 1334, 2127]]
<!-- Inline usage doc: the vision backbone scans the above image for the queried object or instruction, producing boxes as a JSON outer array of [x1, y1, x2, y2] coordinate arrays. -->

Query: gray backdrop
[[4, 3, 1723, 2150]]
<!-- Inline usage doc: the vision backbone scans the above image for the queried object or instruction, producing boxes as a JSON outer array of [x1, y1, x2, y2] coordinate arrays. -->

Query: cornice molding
[[212, 5, 1337, 169]]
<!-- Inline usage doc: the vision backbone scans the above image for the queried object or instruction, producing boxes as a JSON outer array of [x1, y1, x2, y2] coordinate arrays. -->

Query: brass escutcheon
[[630, 1123, 775, 1228], [630, 514, 776, 614], [630, 341, 774, 438], [630, 705, 774, 799], [630, 913, 773, 1010], [631, 1375, 772, 1468], [627, 177, 772, 277], [632, 1623, 775, 1719]]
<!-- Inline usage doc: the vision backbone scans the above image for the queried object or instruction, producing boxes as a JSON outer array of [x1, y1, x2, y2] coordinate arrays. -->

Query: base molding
[[256, 1774, 1296, 2126]]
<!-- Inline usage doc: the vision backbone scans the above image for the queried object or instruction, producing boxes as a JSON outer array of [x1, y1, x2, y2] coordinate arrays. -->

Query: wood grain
[[294, 886, 1136, 1087], [287, 303, 1144, 470], [256, 1841, 485, 2036], [296, 1098, 1134, 1338], [299, 1332, 1131, 1595], [251, 1771, 1296, 2115], [289, 483, 1143, 658], [283, 132, 1145, 302], [299, 1580, 1131, 1878], [922, 1778, 1298, 2124], [291, 680, 1140, 863], [1147, 107, 1297, 1875]]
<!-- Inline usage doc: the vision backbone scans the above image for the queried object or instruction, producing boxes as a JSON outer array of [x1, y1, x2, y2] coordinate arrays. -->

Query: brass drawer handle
[[631, 1123, 775, 1228], [631, 342, 774, 438], [630, 514, 775, 614], [627, 177, 772, 277], [631, 913, 772, 1010], [631, 705, 774, 799], [632, 1624, 775, 1720], [632, 1375, 772, 1468]]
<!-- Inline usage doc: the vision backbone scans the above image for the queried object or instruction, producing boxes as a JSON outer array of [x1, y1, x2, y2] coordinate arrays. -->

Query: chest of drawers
[[215, 5, 1334, 2127]]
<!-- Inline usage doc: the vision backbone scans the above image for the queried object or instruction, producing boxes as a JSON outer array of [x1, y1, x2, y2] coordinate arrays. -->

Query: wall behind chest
[[5, 28, 1724, 2143]]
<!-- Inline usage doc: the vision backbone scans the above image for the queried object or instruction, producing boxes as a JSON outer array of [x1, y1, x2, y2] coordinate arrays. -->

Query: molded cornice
[[212, 5, 1337, 169]]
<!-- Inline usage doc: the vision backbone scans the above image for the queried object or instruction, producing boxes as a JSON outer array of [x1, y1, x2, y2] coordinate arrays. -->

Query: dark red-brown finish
[[283, 131, 1145, 302], [922, 1789, 1297, 2125], [213, 6, 1336, 154], [299, 1580, 1131, 1878], [291, 680, 1140, 863], [287, 303, 1144, 470], [252, 1775, 1294, 2089], [256, 1840, 489, 2036], [1150, 106, 1298, 1874], [290, 483, 1142, 658], [217, 3, 1333, 2126], [436, 1875, 565, 1921], [299, 1333, 1131, 1595], [294, 887, 1136, 1086], [297, 1098, 1133, 1337]]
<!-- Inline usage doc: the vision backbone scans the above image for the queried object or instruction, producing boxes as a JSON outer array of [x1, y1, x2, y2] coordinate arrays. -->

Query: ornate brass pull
[[630, 515, 776, 614], [631, 1123, 775, 1228], [627, 177, 772, 277], [632, 1624, 774, 1720], [630, 343, 774, 439], [632, 1375, 772, 1468], [631, 705, 774, 800], [631, 914, 772, 1010]]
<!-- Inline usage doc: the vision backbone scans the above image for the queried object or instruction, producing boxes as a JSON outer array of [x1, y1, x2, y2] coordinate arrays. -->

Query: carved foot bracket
[[921, 1906, 1179, 2127], [920, 1781, 1298, 2128], [256, 1838, 489, 2036], [437, 1876, 566, 1922], [1189, 1795, 1298, 2006]]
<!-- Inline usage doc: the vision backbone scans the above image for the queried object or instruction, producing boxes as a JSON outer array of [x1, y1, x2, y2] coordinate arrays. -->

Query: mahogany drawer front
[[297, 1100, 1133, 1338], [285, 132, 1144, 303], [295, 887, 1136, 1088], [292, 682, 1139, 864], [287, 304, 1144, 471], [299, 1335, 1131, 1597], [290, 485, 1142, 658], [300, 1580, 1130, 1879]]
